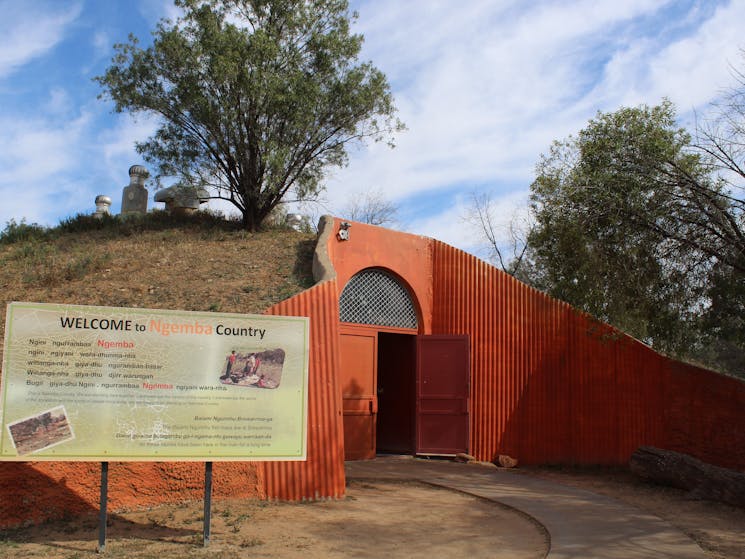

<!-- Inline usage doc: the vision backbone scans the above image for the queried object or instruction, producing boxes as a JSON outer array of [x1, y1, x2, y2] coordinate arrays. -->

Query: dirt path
[[2, 464, 743, 559], [521, 466, 745, 559], [0, 480, 548, 559]]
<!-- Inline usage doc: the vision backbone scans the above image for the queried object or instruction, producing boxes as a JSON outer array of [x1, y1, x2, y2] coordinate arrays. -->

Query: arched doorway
[[339, 269, 469, 460]]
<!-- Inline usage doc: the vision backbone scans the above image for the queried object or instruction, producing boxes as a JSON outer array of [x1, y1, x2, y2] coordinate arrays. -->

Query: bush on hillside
[[0, 219, 48, 245]]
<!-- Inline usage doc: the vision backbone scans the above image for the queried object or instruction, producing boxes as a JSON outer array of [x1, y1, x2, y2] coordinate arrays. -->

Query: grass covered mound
[[0, 211, 317, 361]]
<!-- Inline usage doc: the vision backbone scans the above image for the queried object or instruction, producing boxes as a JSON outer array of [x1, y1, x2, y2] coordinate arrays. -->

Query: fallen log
[[630, 446, 745, 508]]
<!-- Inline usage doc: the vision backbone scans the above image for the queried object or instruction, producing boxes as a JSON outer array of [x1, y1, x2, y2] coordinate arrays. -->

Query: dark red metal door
[[416, 335, 469, 455]]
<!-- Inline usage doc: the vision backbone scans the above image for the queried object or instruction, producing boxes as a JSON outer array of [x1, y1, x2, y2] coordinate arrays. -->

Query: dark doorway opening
[[376, 333, 416, 454]]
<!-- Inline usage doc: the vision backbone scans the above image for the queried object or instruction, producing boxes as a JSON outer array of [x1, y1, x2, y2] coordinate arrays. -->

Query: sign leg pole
[[97, 461, 109, 554], [203, 461, 213, 547]]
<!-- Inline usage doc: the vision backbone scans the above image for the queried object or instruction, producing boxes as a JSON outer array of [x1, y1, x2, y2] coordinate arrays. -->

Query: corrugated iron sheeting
[[262, 280, 345, 500], [431, 240, 745, 468], [258, 232, 745, 502], [664, 362, 745, 470]]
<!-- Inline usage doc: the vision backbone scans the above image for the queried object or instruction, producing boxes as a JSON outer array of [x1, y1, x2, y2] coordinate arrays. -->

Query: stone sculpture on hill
[[120, 165, 149, 215]]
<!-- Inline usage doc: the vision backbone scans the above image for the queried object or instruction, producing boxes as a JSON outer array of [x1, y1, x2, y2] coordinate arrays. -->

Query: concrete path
[[346, 457, 707, 559]]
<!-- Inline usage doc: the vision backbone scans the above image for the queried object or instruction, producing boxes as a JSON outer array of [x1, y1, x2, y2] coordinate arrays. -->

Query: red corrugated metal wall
[[431, 240, 745, 469], [255, 219, 745, 501], [664, 362, 745, 470], [262, 280, 346, 499]]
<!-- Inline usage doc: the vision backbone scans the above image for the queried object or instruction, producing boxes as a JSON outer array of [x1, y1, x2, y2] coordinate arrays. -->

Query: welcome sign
[[0, 302, 309, 461]]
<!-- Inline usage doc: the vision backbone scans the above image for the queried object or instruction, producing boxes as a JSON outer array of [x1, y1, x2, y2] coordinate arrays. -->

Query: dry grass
[[0, 223, 317, 363]]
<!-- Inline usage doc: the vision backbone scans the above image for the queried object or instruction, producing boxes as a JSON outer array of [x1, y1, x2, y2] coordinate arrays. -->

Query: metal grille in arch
[[339, 269, 418, 329]]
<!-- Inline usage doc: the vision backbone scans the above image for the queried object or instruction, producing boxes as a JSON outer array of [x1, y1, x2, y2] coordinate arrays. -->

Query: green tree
[[97, 0, 403, 230], [700, 262, 745, 373], [523, 101, 721, 357]]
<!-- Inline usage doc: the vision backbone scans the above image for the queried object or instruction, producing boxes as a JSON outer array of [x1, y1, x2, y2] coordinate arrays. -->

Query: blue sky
[[1, 0, 744, 257]]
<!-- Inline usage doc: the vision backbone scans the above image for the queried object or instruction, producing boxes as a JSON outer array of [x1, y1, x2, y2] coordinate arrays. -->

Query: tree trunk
[[630, 446, 745, 508], [241, 208, 261, 232]]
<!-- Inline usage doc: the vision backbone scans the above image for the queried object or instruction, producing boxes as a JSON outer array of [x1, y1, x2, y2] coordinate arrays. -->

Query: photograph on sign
[[6, 405, 74, 456], [219, 348, 284, 388], [0, 302, 309, 461]]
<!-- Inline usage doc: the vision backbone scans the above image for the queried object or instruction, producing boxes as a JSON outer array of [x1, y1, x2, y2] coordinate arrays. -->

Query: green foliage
[[0, 211, 249, 246], [0, 211, 247, 246], [57, 210, 243, 237], [96, 0, 403, 231], [522, 100, 745, 375], [0, 219, 47, 245], [56, 212, 122, 233], [698, 261, 745, 374], [524, 102, 707, 352]]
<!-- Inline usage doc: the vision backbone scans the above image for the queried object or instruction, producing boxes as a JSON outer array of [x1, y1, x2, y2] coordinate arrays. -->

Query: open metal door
[[416, 335, 470, 455], [339, 329, 378, 460]]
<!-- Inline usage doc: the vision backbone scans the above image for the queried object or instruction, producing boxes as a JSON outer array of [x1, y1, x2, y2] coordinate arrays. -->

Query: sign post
[[98, 462, 108, 553], [204, 461, 213, 547]]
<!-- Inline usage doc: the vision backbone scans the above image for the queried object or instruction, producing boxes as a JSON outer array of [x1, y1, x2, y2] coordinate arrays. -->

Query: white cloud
[[333, 1, 675, 199], [82, 30, 114, 74], [98, 114, 160, 169], [646, 1, 745, 109], [587, 1, 745, 112], [0, 109, 159, 227], [0, 117, 83, 185], [0, 111, 91, 225], [44, 87, 74, 116], [0, 184, 51, 226], [137, 0, 182, 24], [93, 31, 110, 53], [0, 1, 81, 78], [322, 0, 743, 253]]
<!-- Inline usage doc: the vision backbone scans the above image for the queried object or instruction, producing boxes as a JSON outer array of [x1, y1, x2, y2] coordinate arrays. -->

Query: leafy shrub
[[2, 207, 296, 247], [0, 219, 47, 245], [55, 210, 244, 238], [56, 213, 119, 234]]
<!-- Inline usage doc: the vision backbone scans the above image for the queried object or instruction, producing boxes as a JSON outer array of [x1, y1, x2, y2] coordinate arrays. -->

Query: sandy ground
[[0, 466, 743, 558], [0, 479, 548, 559]]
